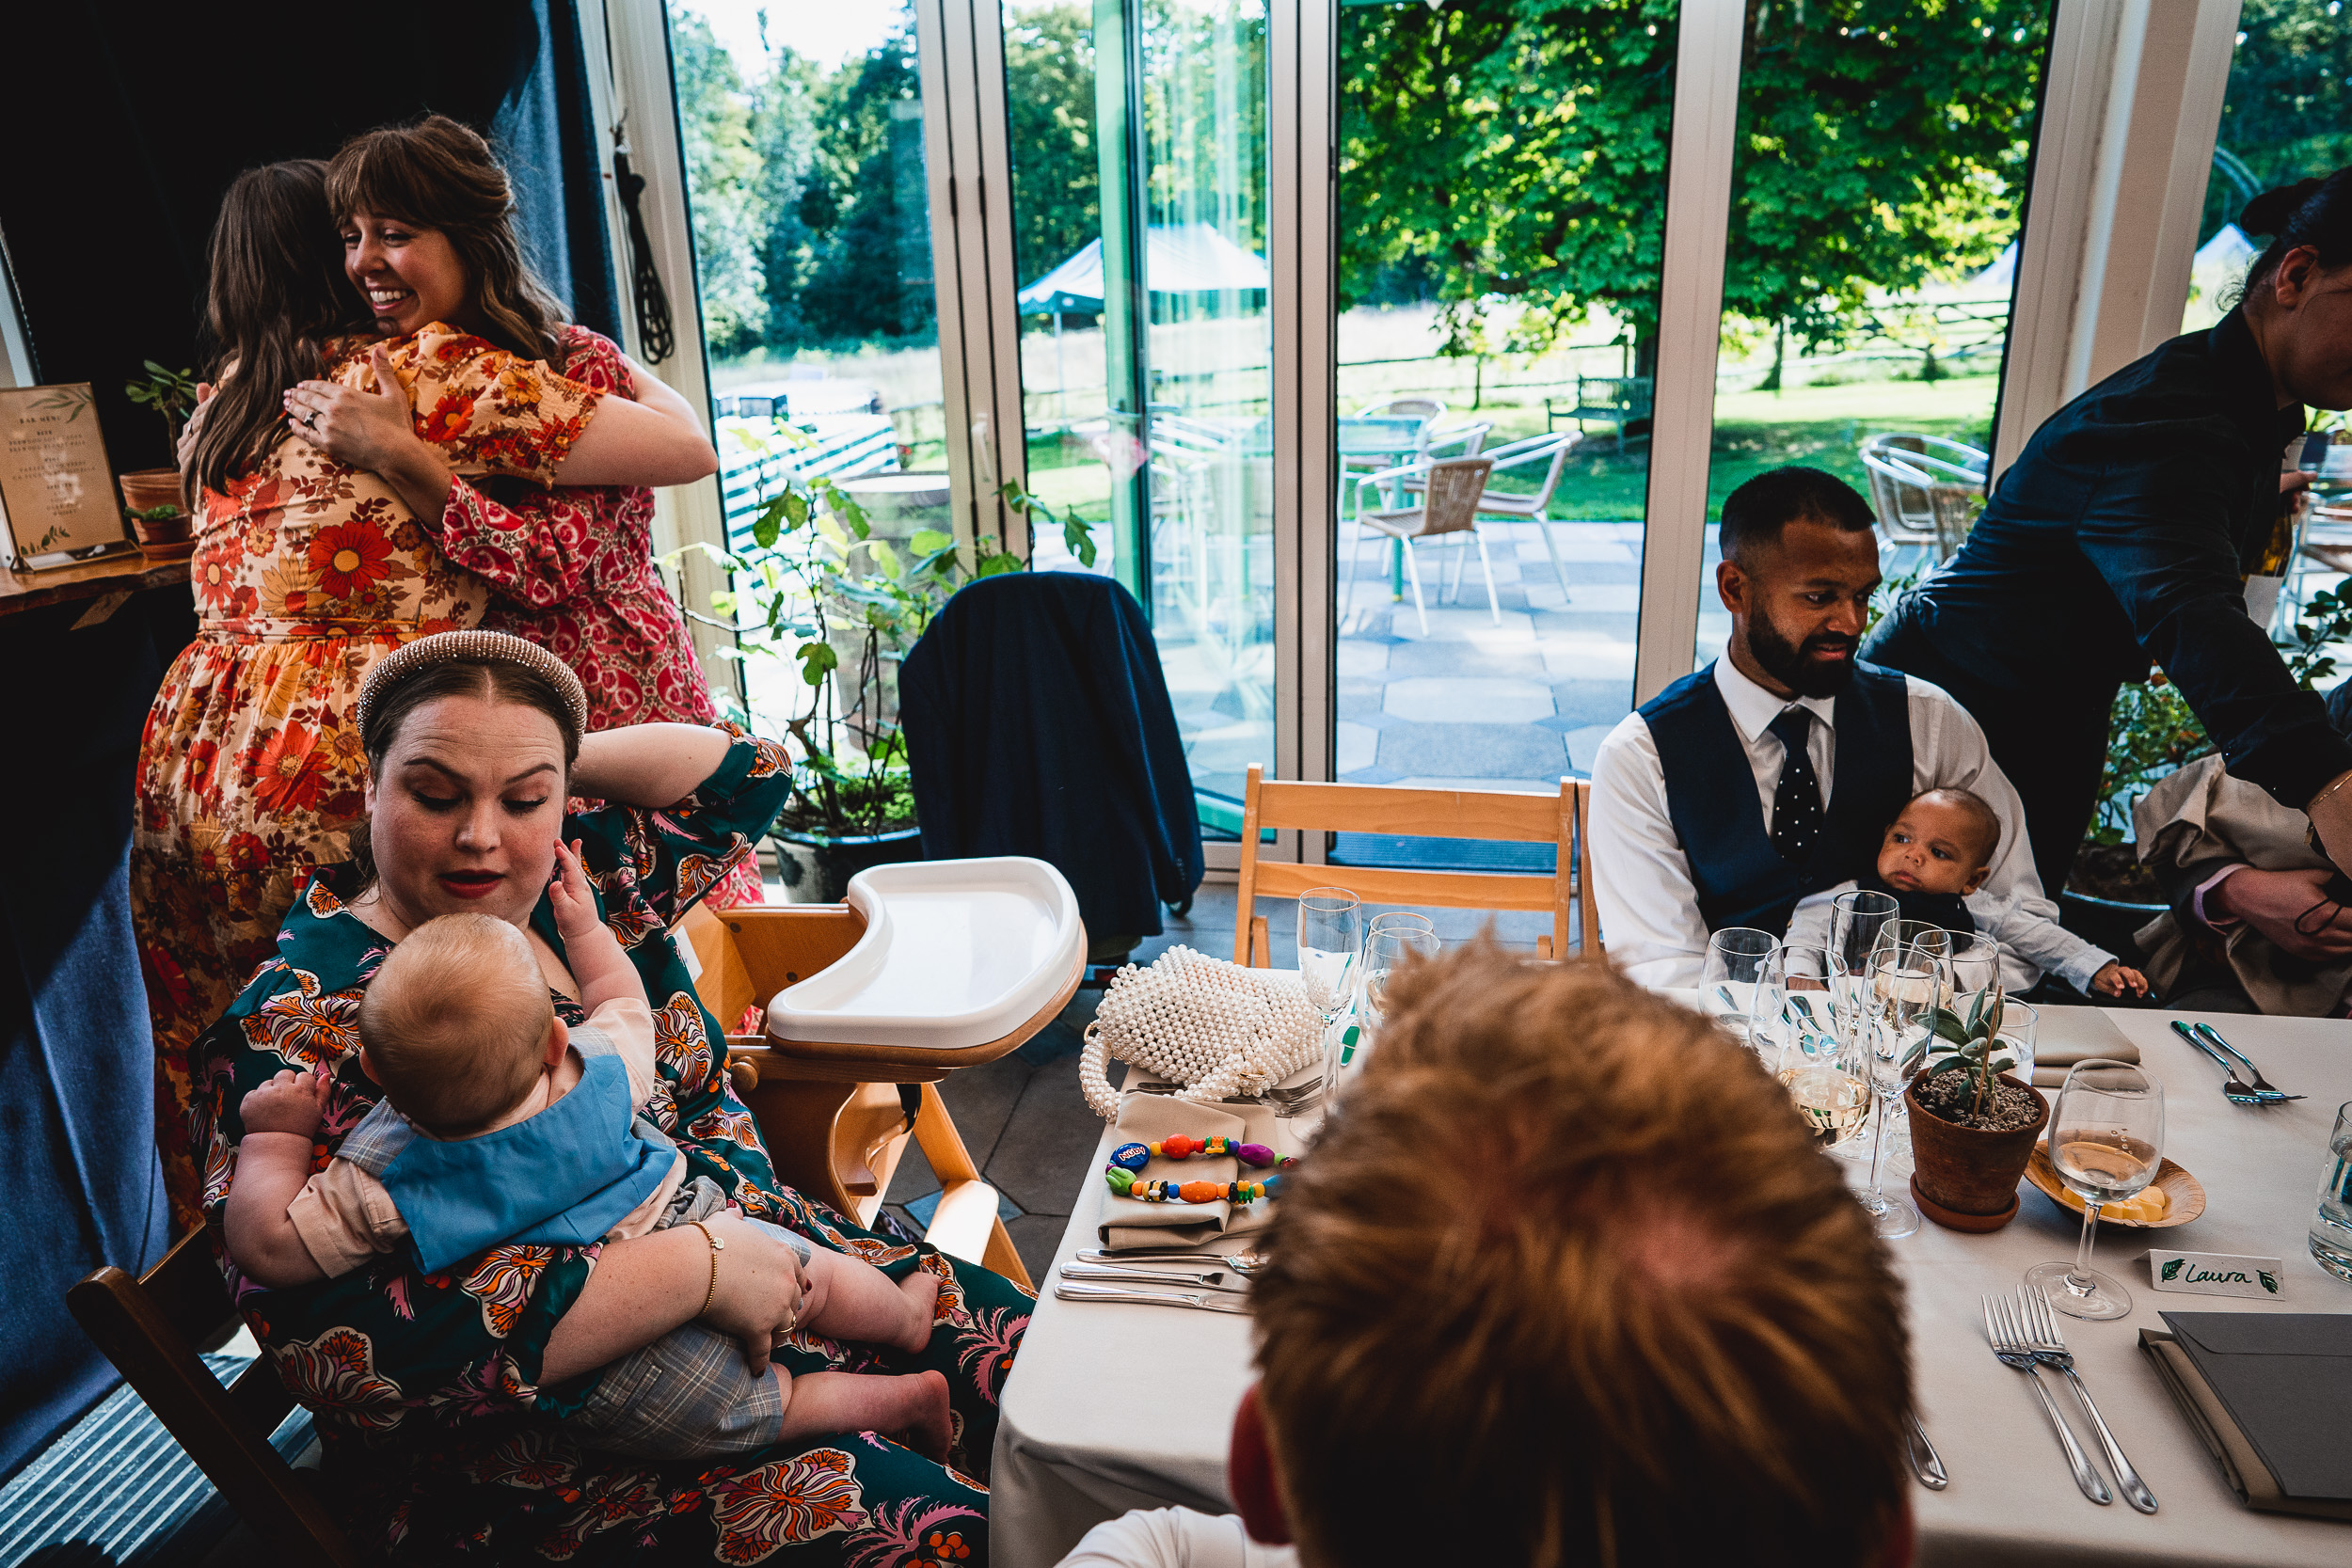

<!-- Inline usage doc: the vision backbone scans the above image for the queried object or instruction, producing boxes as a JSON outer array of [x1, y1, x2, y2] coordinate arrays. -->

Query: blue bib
[[340, 1028, 677, 1275], [1640, 660, 1913, 936]]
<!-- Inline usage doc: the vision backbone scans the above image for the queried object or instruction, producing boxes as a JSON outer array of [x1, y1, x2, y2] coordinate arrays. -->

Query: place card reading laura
[[2146, 1248, 2284, 1300]]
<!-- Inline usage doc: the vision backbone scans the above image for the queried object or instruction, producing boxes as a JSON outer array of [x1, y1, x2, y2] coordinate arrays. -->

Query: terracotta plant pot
[[119, 467, 185, 515], [1905, 1071, 2049, 1231], [130, 512, 193, 546]]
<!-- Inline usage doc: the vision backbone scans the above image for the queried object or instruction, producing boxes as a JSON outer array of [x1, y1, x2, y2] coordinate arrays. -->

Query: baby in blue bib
[[225, 841, 950, 1461]]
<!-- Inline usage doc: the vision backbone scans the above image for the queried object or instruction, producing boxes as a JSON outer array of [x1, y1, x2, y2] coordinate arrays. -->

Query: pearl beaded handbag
[[1078, 944, 1323, 1119]]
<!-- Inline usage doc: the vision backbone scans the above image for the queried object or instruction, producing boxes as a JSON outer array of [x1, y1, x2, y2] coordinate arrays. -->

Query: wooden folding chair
[[678, 902, 1079, 1290], [1232, 764, 1600, 967], [67, 1231, 358, 1568]]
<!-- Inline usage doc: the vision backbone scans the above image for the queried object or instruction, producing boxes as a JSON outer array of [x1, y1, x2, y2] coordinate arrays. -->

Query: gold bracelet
[[2316, 770, 2352, 813], [687, 1219, 725, 1314]]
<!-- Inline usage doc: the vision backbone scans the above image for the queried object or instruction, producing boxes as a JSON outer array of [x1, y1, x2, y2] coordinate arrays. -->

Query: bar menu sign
[[0, 384, 131, 566]]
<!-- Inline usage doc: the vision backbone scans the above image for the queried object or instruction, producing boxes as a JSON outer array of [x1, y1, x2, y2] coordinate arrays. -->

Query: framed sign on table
[[0, 384, 135, 570]]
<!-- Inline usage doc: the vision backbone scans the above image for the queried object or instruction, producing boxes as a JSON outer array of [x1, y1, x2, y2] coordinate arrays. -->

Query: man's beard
[[1745, 614, 1856, 699]]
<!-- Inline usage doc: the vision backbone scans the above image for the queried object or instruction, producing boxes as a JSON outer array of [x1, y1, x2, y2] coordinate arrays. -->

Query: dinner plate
[[2025, 1147, 2204, 1228]]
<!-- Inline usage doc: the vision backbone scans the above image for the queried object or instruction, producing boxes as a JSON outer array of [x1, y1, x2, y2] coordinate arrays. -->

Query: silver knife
[[1075, 1246, 1265, 1266], [1055, 1282, 1252, 1314], [1061, 1261, 1248, 1293]]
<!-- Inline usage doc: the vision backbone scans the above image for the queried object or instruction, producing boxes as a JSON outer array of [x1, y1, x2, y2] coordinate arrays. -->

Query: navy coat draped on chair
[[899, 571, 1203, 949]]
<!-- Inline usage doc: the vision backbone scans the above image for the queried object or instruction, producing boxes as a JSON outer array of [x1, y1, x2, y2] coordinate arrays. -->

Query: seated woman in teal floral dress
[[196, 629, 1026, 1563]]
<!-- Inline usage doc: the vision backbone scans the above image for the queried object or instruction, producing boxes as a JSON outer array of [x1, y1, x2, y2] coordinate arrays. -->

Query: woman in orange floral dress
[[289, 117, 759, 900], [134, 160, 718, 1227]]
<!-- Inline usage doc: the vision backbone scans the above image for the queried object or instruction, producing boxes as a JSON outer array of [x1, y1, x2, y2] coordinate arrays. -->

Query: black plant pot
[[2058, 890, 2164, 959], [771, 826, 924, 905]]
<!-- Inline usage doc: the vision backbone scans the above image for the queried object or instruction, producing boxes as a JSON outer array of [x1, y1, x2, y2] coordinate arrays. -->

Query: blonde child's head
[[358, 912, 554, 1136]]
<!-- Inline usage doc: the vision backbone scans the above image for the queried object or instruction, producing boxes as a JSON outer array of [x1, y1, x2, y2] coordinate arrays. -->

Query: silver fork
[[2018, 1290, 2157, 1513], [2193, 1023, 2303, 1102], [1983, 1294, 2112, 1504], [2169, 1021, 2264, 1105], [1075, 1247, 1267, 1273]]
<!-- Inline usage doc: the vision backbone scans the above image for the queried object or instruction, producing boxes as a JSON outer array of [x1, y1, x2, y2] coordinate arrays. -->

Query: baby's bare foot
[[895, 1269, 944, 1353], [899, 1370, 951, 1463]]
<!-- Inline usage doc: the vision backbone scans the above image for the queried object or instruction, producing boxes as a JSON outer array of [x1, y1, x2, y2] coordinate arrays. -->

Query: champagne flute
[[1853, 944, 1934, 1238], [1701, 927, 1778, 1023], [1295, 887, 1361, 1024], [1828, 888, 1899, 1012], [1754, 943, 1836, 1071], [2027, 1060, 2165, 1320], [1328, 926, 1440, 1099]]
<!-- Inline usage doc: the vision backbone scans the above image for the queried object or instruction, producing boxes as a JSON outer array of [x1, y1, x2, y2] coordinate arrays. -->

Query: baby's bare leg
[[796, 1251, 941, 1354], [775, 1369, 950, 1462]]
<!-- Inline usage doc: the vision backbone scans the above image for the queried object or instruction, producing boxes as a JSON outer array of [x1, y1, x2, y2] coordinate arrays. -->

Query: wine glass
[[1851, 943, 1936, 1238], [1365, 911, 1435, 940], [1327, 926, 1440, 1099], [1701, 927, 1778, 1024], [1869, 919, 1951, 971], [1828, 888, 1899, 1005], [2028, 1060, 2165, 1320], [1753, 943, 1836, 1071], [1295, 887, 1361, 1024]]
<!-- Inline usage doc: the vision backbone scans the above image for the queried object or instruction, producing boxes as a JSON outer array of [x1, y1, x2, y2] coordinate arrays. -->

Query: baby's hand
[[548, 839, 600, 940], [2090, 961, 2151, 999], [241, 1068, 329, 1138]]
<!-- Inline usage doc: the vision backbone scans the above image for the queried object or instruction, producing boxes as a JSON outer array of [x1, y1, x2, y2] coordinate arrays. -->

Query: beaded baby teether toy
[[1106, 1170, 1283, 1204], [1107, 1136, 1287, 1172]]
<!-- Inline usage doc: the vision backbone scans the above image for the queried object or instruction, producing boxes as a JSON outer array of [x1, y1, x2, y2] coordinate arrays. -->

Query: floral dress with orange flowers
[[425, 324, 763, 909], [132, 325, 600, 1231]]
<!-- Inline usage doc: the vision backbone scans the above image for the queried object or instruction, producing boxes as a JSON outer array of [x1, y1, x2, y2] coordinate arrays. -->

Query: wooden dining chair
[[1230, 764, 1600, 968], [677, 901, 1077, 1290], [67, 1231, 358, 1568]]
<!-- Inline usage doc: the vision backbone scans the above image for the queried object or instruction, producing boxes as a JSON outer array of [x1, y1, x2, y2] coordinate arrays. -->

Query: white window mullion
[[1630, 0, 1745, 708]]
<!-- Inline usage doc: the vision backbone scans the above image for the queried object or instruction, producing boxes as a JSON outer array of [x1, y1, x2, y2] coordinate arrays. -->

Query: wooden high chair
[[677, 900, 1082, 1291], [1232, 765, 1598, 967]]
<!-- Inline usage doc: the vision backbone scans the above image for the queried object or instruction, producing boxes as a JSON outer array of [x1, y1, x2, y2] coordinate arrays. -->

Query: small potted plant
[[1903, 985, 2048, 1231], [119, 361, 202, 548], [686, 428, 1095, 903]]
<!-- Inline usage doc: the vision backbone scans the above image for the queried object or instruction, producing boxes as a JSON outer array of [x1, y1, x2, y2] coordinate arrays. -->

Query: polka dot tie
[[1769, 708, 1822, 863]]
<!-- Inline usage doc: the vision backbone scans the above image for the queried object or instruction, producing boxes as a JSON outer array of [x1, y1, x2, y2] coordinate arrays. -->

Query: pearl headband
[[356, 629, 590, 740]]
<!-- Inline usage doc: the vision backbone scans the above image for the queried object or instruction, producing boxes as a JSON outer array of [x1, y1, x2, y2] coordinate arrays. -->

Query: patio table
[[991, 1006, 2352, 1568]]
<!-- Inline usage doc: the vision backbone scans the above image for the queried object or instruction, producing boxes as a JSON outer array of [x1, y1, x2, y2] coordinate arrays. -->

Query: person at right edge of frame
[[1863, 172, 2352, 942]]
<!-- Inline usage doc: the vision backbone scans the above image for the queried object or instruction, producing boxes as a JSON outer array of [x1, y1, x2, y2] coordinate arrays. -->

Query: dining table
[[990, 1002, 2352, 1568]]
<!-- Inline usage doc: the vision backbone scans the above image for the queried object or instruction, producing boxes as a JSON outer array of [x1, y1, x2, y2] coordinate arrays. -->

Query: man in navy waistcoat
[[1588, 467, 2057, 990]]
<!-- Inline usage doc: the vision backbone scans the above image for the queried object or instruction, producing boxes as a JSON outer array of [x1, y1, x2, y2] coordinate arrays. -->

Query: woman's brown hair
[[183, 161, 364, 508], [326, 114, 570, 364]]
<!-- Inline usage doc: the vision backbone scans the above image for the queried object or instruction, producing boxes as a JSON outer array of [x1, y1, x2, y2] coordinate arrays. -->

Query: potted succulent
[[119, 361, 202, 549], [1903, 985, 2049, 1231], [689, 425, 1094, 903]]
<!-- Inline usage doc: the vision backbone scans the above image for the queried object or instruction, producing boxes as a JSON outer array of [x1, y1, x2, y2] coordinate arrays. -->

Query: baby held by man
[[224, 842, 949, 1461]]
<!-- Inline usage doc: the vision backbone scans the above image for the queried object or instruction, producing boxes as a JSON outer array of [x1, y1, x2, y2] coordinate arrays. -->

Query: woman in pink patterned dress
[[280, 115, 763, 905]]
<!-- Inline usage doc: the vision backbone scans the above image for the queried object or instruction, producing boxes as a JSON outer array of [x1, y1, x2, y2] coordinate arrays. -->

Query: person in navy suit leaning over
[[1589, 467, 2072, 992]]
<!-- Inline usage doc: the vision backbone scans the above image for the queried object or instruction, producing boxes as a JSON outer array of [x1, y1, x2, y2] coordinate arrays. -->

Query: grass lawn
[[1012, 368, 2004, 527]]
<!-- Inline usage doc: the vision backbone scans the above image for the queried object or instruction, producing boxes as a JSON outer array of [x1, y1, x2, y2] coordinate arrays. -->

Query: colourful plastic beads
[[1106, 1170, 1284, 1204], [1131, 1135, 1284, 1168]]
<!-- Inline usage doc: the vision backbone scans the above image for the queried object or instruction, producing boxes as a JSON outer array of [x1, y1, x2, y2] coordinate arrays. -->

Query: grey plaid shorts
[[558, 1179, 816, 1459]]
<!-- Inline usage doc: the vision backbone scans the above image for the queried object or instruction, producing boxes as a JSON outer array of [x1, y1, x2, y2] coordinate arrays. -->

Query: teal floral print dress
[[196, 725, 1025, 1564]]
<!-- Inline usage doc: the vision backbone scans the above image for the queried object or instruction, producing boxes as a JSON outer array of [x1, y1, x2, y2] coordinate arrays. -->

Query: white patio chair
[[1349, 456, 1498, 635], [1400, 431, 1580, 599], [1860, 434, 1986, 565]]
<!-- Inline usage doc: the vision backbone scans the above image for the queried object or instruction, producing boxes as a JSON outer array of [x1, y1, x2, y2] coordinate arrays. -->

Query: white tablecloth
[[992, 1007, 2352, 1568]]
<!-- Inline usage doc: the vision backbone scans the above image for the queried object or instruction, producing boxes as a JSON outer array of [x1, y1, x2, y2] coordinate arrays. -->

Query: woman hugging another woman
[[137, 119, 745, 1230]]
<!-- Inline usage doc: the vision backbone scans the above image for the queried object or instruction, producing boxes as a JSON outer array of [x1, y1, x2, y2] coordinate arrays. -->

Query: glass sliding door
[[665, 0, 948, 735], [1692, 1, 2054, 670], [1006, 0, 1274, 836], [1330, 3, 1677, 834]]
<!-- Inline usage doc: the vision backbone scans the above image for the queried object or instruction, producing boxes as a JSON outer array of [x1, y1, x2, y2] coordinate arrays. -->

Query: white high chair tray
[[764, 856, 1085, 1049]]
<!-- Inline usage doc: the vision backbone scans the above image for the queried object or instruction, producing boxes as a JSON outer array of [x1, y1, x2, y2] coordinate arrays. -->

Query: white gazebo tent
[[1017, 224, 1271, 417]]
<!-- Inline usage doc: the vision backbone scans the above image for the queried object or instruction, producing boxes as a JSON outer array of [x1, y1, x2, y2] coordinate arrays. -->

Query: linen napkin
[[2028, 1004, 2140, 1087], [1097, 1088, 1299, 1252], [2140, 1314, 2352, 1520]]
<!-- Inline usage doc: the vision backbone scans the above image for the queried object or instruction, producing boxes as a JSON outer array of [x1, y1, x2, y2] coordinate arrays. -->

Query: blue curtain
[[0, 591, 189, 1482], [493, 0, 624, 344]]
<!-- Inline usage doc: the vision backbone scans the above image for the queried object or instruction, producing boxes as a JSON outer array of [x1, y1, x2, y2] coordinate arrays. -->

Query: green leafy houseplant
[[125, 361, 201, 447], [681, 429, 1093, 844]]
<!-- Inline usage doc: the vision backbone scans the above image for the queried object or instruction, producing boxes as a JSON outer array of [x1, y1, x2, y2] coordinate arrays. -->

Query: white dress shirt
[[1587, 657, 2062, 990]]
